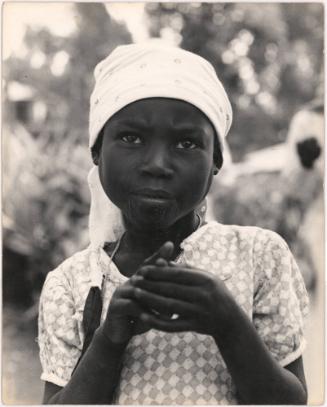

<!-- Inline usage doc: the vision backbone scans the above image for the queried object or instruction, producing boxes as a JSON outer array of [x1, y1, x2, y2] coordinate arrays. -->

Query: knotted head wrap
[[89, 42, 232, 151], [88, 41, 233, 260]]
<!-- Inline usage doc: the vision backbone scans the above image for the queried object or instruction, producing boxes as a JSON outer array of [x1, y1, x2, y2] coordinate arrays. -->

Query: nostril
[[140, 154, 173, 178], [141, 164, 174, 178]]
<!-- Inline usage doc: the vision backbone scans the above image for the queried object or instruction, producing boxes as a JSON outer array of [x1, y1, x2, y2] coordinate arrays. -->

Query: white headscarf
[[88, 42, 233, 265]]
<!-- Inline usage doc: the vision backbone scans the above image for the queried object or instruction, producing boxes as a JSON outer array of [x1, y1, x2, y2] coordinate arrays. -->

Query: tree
[[146, 3, 323, 160], [3, 3, 132, 305]]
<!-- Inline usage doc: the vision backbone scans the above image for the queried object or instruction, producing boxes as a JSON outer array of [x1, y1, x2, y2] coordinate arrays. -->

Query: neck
[[122, 212, 200, 256]]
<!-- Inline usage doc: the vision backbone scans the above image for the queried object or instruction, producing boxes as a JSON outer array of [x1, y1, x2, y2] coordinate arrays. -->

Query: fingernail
[[156, 258, 167, 266], [134, 288, 142, 298]]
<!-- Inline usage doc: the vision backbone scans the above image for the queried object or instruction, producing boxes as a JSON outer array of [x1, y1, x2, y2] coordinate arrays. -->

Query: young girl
[[38, 42, 309, 404]]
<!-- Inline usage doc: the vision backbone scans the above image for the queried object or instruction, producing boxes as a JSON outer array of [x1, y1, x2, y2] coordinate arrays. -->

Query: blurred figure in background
[[208, 99, 323, 294], [279, 99, 324, 405], [278, 100, 324, 294]]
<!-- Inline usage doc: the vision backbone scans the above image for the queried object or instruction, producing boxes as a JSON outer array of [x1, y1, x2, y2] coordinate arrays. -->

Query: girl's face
[[98, 98, 217, 232]]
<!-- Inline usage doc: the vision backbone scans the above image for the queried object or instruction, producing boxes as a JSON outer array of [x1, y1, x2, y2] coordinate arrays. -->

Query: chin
[[125, 200, 178, 232], [136, 211, 173, 232]]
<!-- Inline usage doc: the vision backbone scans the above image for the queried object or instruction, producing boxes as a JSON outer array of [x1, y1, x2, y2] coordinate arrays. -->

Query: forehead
[[105, 97, 215, 132]]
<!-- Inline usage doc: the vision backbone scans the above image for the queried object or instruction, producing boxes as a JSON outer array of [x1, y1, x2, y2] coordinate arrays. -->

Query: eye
[[120, 133, 143, 144], [176, 139, 198, 150]]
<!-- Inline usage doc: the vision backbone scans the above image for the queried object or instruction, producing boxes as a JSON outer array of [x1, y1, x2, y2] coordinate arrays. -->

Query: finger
[[134, 287, 198, 317], [135, 278, 203, 303], [143, 241, 175, 265], [140, 265, 210, 286], [109, 298, 146, 318], [140, 313, 194, 333], [114, 284, 140, 300], [136, 261, 184, 278]]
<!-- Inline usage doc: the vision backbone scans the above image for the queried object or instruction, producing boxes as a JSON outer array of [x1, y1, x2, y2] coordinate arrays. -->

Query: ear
[[213, 166, 219, 175]]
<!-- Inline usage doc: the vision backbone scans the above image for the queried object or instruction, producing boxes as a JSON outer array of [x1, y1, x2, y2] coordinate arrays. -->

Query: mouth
[[133, 188, 173, 200]]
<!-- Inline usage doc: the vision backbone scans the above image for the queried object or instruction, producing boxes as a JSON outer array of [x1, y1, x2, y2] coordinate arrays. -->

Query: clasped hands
[[102, 242, 234, 346]]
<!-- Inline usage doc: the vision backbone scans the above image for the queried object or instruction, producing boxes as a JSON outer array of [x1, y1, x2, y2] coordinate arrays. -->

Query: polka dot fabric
[[38, 222, 309, 404]]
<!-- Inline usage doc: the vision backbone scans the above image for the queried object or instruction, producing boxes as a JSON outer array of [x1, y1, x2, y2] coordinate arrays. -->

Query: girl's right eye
[[120, 133, 143, 144]]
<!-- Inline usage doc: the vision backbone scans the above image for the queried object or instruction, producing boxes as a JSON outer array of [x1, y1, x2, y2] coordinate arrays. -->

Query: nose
[[140, 143, 174, 178]]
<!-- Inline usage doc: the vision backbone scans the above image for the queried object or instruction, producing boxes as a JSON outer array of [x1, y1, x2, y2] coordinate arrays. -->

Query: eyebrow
[[111, 119, 206, 135], [171, 125, 206, 134], [111, 118, 150, 130]]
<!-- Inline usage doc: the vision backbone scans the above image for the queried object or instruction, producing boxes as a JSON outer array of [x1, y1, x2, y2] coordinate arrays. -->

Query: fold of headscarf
[[88, 166, 124, 249]]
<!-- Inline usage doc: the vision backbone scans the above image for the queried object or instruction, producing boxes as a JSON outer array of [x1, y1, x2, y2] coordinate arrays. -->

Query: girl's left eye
[[120, 133, 142, 144], [176, 139, 198, 150]]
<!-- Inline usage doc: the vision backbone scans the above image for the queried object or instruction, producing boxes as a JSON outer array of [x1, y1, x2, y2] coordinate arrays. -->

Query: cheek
[[178, 158, 214, 205], [98, 153, 131, 205]]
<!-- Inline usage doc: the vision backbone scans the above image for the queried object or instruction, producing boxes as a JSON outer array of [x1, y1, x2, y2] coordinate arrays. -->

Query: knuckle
[[129, 275, 140, 286], [137, 265, 151, 276], [117, 287, 128, 297], [108, 299, 119, 312], [111, 288, 121, 300], [204, 273, 215, 286], [134, 287, 143, 299]]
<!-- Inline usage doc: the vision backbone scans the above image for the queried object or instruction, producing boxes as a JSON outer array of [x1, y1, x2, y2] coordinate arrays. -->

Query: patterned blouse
[[38, 221, 309, 404]]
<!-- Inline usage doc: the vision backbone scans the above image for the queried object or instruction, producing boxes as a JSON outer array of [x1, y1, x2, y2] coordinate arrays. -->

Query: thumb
[[144, 241, 175, 265]]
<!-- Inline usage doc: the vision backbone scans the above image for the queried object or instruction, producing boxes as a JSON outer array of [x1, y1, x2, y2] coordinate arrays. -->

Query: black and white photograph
[[2, 2, 324, 404]]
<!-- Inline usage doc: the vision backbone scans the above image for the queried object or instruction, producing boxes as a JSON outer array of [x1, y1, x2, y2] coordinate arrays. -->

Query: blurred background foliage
[[3, 1, 323, 307], [2, 2, 324, 404], [146, 2, 323, 159], [3, 3, 132, 306]]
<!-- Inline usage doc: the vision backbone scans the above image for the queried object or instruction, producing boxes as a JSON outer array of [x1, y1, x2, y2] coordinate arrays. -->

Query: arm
[[40, 277, 145, 404], [43, 328, 126, 404], [212, 296, 307, 404], [41, 243, 175, 404]]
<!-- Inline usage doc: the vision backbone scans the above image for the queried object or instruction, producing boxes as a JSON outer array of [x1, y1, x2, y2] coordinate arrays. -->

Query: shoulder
[[46, 246, 92, 280], [214, 222, 292, 265], [182, 220, 287, 264], [200, 221, 284, 247], [196, 222, 291, 267]]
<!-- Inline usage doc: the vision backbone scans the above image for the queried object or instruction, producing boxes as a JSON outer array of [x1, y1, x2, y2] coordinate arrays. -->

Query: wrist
[[212, 294, 244, 341], [94, 326, 129, 354]]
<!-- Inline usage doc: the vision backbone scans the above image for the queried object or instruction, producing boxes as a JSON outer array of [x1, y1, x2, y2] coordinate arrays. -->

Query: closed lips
[[134, 189, 173, 199]]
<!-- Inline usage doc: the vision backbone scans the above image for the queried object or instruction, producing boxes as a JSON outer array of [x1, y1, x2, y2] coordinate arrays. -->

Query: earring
[[92, 153, 99, 166]]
